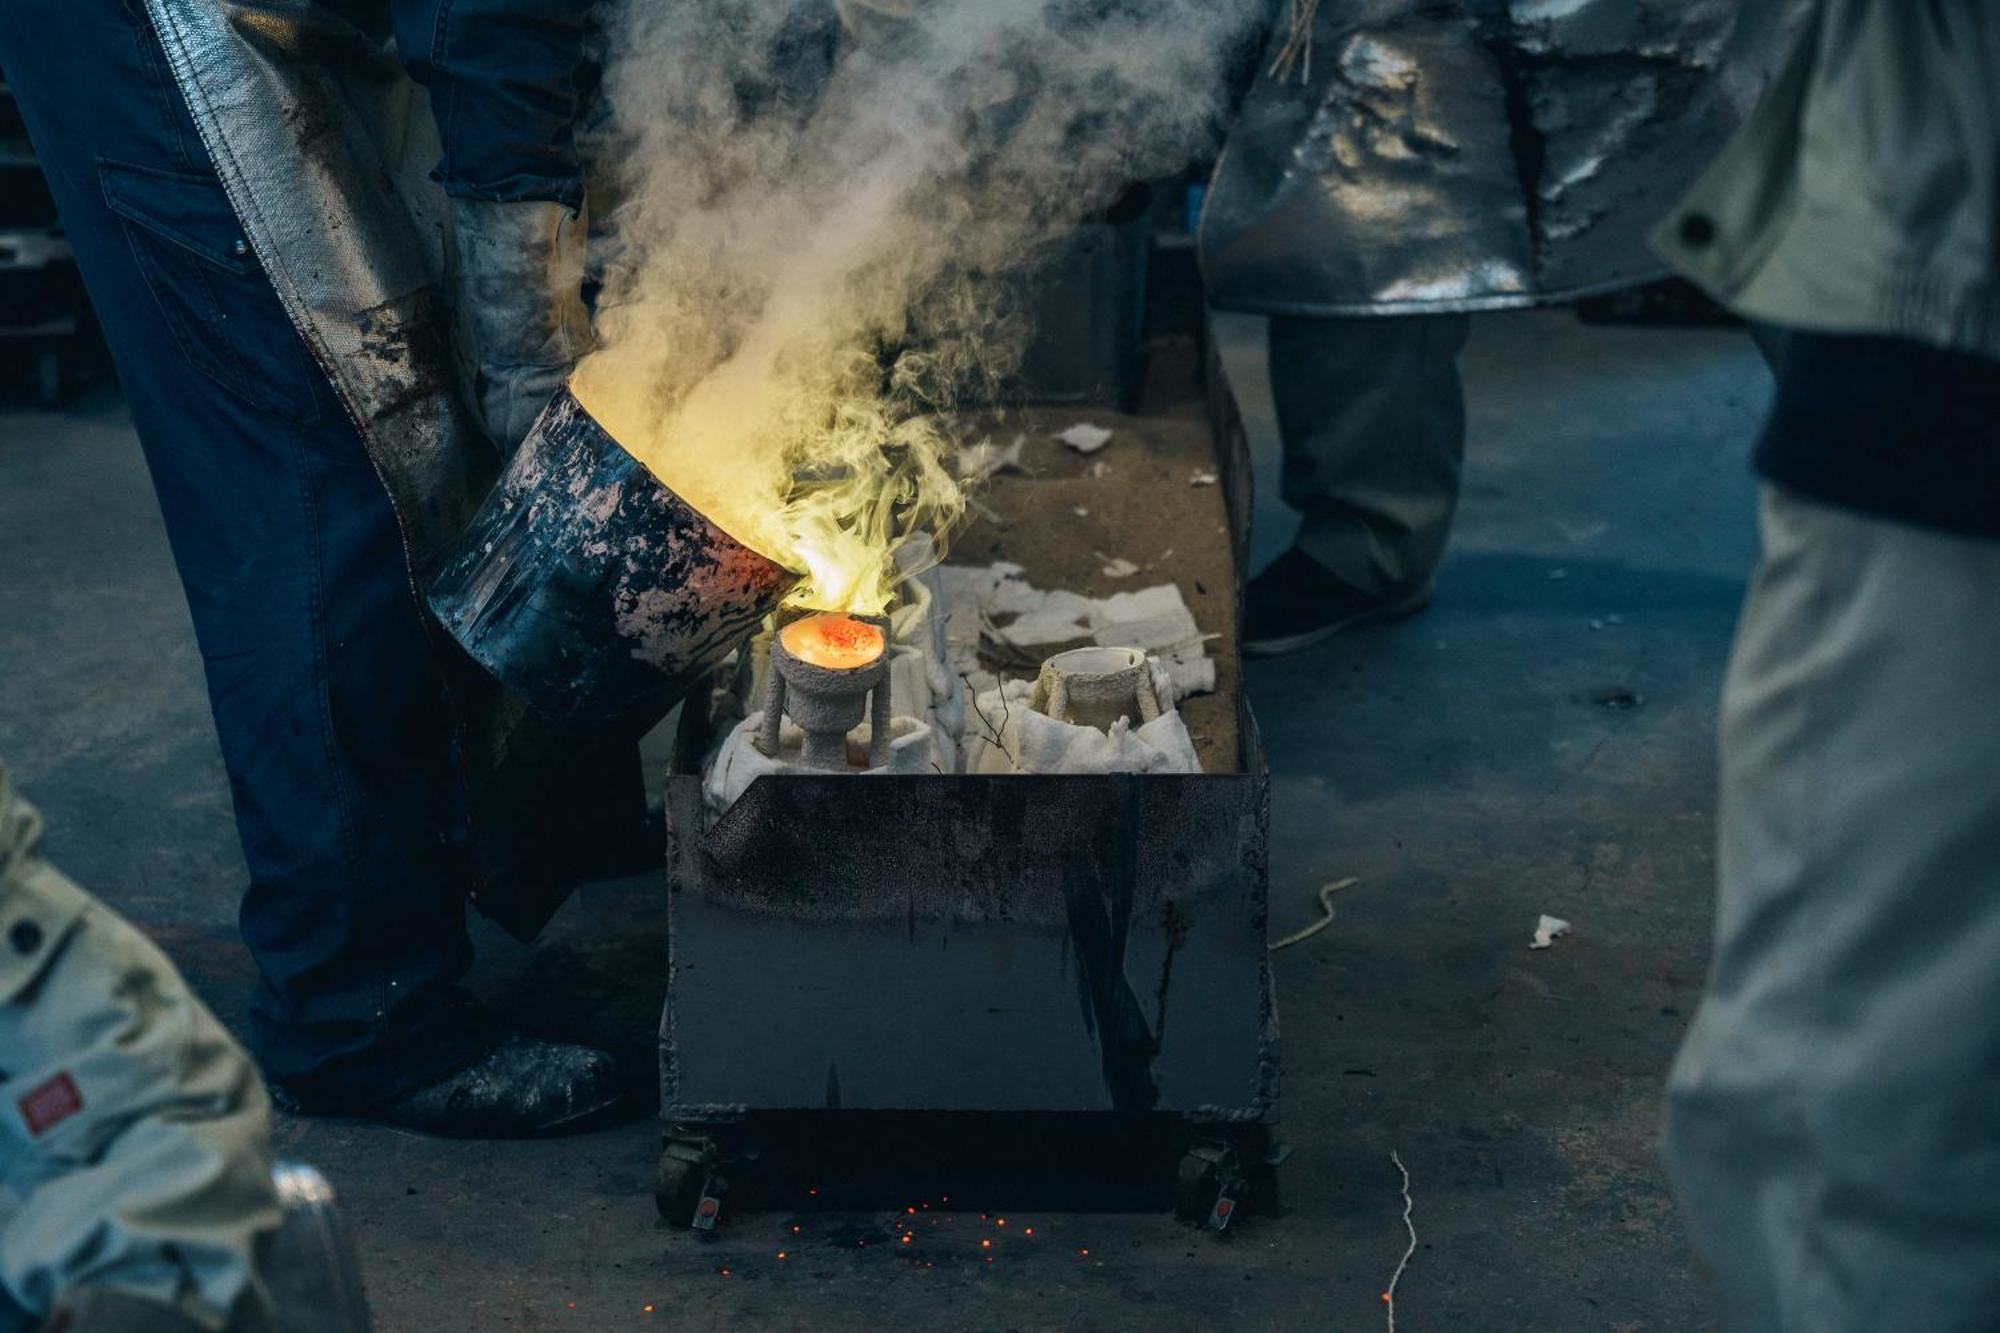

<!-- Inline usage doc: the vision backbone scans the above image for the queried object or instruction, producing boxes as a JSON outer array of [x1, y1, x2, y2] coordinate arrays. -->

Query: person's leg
[[1664, 487, 2000, 1330], [0, 0, 482, 1107], [1246, 311, 1470, 654]]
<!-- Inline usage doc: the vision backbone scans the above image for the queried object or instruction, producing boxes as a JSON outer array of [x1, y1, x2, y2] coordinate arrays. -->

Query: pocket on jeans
[[97, 157, 324, 423]]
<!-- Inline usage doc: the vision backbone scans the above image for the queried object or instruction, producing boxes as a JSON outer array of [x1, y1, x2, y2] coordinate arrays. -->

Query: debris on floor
[[1101, 557, 1139, 578], [1385, 1150, 1418, 1332], [1591, 686, 1644, 710], [1530, 914, 1573, 950], [1190, 469, 1218, 486], [1269, 877, 1359, 952]]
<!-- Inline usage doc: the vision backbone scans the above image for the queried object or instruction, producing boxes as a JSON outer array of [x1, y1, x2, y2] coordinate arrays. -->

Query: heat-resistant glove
[[450, 197, 595, 456]]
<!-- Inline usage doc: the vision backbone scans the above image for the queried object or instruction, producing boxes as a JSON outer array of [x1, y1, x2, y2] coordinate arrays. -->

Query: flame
[[779, 613, 886, 670], [569, 269, 973, 619]]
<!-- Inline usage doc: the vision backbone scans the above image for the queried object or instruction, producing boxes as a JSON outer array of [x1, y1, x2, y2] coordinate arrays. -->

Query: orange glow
[[780, 613, 886, 670], [980, 1239, 992, 1250]]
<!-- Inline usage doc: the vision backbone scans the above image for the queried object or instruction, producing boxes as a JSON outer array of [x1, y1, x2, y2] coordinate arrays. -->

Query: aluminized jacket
[[138, 0, 635, 939], [1201, 0, 1803, 315]]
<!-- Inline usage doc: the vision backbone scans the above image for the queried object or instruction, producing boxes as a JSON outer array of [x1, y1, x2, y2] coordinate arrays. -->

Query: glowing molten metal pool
[[779, 614, 887, 672]]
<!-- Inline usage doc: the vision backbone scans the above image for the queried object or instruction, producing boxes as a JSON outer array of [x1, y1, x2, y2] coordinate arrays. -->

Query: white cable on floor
[[1268, 877, 1358, 951], [1385, 1150, 1417, 1332]]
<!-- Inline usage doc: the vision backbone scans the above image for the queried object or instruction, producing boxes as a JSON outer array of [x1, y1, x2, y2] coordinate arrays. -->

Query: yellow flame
[[570, 282, 970, 618]]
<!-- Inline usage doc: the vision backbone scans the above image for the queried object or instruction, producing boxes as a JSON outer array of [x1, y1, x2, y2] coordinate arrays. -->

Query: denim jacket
[[387, 0, 594, 207]]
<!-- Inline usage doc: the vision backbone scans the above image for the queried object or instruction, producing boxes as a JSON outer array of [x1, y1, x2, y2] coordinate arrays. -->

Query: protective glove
[[450, 198, 595, 456]]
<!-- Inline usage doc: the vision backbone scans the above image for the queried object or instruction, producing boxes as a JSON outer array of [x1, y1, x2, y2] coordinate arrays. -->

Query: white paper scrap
[[1101, 557, 1140, 578], [1529, 915, 1572, 950], [1057, 422, 1113, 454], [1190, 470, 1219, 486]]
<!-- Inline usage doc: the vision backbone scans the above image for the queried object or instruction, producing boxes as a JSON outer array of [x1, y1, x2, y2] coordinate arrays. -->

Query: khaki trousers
[[1664, 487, 2000, 1331], [1267, 313, 1470, 598]]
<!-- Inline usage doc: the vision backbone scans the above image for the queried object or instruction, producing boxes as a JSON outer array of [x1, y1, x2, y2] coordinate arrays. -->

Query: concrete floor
[[0, 308, 1771, 1331]]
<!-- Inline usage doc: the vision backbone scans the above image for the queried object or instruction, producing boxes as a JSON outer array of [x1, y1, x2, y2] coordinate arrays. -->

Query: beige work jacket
[[1655, 0, 2000, 359], [0, 769, 278, 1331]]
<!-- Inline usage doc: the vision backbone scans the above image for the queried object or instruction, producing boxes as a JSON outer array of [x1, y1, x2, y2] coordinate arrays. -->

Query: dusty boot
[[375, 1034, 621, 1138], [1242, 548, 1432, 657]]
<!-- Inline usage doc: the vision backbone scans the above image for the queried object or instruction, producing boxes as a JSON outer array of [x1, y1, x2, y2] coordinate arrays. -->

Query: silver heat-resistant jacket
[[1201, 0, 1804, 315]]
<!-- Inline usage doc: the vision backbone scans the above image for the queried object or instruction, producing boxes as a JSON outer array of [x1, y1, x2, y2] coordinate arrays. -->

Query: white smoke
[[573, 0, 1265, 613]]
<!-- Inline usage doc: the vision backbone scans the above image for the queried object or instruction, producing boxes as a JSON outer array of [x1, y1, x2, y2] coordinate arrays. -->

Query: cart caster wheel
[[1174, 1149, 1220, 1223], [656, 1146, 726, 1230], [1176, 1139, 1250, 1232]]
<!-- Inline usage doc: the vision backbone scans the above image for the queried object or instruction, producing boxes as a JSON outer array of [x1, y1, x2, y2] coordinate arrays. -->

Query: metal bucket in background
[[428, 385, 800, 732]]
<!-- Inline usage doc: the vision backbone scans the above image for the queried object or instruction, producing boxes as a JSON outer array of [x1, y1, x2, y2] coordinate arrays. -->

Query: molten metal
[[779, 615, 886, 671]]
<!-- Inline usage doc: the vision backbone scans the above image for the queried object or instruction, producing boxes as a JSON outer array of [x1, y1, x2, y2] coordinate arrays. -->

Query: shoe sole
[[1242, 589, 1432, 659], [278, 1087, 628, 1140]]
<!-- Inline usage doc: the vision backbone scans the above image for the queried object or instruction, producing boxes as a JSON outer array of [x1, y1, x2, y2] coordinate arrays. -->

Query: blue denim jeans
[[0, 0, 488, 1106]]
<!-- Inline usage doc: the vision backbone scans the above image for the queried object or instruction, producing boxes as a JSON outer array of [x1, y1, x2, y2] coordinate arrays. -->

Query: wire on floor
[[1268, 877, 1358, 952], [1384, 1150, 1417, 1332]]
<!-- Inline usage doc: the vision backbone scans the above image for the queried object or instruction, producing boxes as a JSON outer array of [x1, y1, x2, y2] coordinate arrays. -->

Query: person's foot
[[374, 1034, 621, 1137], [274, 1032, 622, 1138], [1242, 548, 1431, 657]]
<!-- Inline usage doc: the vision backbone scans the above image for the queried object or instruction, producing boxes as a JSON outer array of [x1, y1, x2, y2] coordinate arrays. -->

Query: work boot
[[1242, 548, 1431, 658], [272, 1025, 622, 1138], [373, 1034, 621, 1137]]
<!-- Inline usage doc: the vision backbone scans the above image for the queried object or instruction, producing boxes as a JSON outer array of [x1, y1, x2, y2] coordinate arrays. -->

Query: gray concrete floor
[[0, 308, 1770, 1331]]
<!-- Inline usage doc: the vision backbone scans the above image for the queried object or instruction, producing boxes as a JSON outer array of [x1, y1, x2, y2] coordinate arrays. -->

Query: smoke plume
[[572, 0, 1264, 613]]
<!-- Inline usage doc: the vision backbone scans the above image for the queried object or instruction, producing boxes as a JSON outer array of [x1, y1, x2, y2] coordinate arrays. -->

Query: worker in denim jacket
[[0, 0, 624, 1134]]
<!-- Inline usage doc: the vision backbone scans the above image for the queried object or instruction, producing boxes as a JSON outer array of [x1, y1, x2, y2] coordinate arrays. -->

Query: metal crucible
[[427, 385, 800, 733], [758, 613, 893, 770]]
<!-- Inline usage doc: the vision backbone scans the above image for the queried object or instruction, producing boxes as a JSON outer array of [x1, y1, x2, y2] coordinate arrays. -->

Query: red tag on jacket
[[18, 1071, 83, 1136]]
